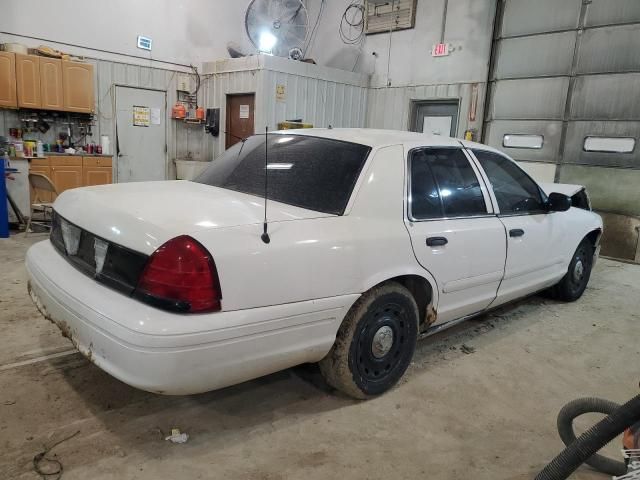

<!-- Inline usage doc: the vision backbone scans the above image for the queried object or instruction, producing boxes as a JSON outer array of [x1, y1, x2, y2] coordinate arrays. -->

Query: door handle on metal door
[[426, 236, 448, 247], [509, 228, 525, 238]]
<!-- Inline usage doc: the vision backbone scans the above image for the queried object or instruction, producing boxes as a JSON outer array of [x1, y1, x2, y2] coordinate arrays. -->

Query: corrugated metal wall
[[0, 57, 208, 178], [366, 82, 485, 135], [484, 0, 640, 260], [203, 56, 369, 159]]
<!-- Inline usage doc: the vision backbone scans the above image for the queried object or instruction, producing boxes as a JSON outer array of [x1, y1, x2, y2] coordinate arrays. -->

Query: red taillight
[[135, 235, 222, 313]]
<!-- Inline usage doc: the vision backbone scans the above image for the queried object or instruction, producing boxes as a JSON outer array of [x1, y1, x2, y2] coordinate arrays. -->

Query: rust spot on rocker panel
[[425, 304, 437, 328]]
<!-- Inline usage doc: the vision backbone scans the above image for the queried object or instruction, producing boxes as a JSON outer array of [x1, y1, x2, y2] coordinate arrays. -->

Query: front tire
[[319, 282, 418, 399], [547, 238, 594, 302]]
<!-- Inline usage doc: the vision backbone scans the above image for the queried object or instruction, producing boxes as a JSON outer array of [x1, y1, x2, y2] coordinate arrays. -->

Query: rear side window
[[195, 135, 371, 215], [410, 148, 487, 219], [472, 149, 546, 215]]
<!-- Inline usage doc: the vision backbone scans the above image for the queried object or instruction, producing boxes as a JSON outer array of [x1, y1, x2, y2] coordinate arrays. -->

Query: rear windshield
[[194, 134, 371, 215]]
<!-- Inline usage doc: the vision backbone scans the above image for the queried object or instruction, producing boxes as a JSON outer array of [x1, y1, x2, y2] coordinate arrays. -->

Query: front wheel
[[318, 282, 418, 399], [547, 238, 594, 302]]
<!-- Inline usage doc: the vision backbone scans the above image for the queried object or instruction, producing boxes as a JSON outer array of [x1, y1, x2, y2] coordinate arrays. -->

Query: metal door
[[405, 147, 506, 324], [411, 100, 459, 137], [115, 86, 166, 182]]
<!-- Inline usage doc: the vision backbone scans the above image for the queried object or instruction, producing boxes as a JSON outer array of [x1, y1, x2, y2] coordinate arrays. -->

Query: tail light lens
[[134, 235, 222, 313]]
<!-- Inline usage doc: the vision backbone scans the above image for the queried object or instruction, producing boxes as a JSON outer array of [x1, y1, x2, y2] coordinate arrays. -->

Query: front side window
[[195, 135, 371, 215], [472, 149, 546, 215], [410, 148, 487, 220]]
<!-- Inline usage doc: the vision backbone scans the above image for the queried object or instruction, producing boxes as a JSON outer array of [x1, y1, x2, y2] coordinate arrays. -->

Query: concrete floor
[[1, 233, 639, 480]]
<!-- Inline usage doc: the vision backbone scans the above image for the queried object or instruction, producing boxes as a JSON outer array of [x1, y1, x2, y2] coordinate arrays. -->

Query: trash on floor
[[165, 428, 189, 444]]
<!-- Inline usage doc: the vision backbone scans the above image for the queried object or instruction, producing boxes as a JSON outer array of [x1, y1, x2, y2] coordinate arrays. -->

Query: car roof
[[273, 128, 504, 154]]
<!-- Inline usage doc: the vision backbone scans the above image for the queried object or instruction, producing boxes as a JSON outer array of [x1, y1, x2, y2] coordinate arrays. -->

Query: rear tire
[[318, 282, 418, 399], [547, 238, 594, 302]]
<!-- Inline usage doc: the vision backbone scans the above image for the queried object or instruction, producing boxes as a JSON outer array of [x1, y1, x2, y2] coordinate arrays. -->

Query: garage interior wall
[[0, 50, 198, 179], [202, 55, 369, 159], [483, 0, 640, 261], [364, 0, 497, 138]]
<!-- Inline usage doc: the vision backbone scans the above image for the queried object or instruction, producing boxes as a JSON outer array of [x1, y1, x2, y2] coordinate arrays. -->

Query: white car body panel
[[26, 128, 603, 395]]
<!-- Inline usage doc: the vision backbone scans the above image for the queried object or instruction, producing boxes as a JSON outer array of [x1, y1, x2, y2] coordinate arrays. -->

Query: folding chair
[[26, 172, 58, 237]]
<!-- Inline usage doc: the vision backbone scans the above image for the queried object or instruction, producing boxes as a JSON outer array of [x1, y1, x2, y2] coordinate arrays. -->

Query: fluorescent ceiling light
[[259, 31, 277, 53]]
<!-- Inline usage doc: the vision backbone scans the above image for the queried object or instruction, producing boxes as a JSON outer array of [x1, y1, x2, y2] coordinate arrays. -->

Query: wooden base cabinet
[[50, 156, 83, 195], [29, 156, 112, 203], [83, 157, 113, 186]]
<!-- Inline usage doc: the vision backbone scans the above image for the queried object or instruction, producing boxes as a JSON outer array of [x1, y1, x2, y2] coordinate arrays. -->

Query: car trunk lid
[[53, 180, 333, 254]]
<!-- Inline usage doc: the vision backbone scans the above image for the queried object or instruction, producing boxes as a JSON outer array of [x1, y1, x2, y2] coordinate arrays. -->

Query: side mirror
[[546, 192, 571, 212]]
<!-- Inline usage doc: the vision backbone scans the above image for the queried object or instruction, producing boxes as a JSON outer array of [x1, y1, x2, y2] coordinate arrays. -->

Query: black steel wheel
[[319, 282, 418, 399], [547, 238, 594, 302]]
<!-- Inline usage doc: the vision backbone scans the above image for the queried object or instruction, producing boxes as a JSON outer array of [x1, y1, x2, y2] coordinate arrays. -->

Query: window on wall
[[409, 148, 487, 220], [583, 136, 636, 153], [503, 134, 544, 149], [472, 150, 546, 215]]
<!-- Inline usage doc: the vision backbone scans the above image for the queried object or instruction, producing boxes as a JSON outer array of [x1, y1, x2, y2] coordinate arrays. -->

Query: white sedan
[[26, 129, 602, 399]]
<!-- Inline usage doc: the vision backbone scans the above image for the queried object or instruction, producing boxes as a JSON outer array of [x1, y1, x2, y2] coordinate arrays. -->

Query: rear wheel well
[[383, 275, 435, 330]]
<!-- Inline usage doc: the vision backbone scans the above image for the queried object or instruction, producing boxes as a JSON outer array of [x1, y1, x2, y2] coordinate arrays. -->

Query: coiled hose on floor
[[536, 393, 640, 480], [556, 397, 626, 476]]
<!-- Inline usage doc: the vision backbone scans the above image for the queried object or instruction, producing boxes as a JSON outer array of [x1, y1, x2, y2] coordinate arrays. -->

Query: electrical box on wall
[[137, 35, 152, 51], [365, 0, 417, 35], [176, 74, 193, 93]]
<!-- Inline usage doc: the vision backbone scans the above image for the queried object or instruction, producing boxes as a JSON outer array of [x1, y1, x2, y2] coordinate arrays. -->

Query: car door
[[469, 149, 566, 306], [405, 147, 507, 324]]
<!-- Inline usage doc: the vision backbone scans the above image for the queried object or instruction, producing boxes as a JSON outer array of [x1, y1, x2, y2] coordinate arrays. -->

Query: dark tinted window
[[410, 148, 487, 219], [472, 150, 546, 215], [195, 135, 371, 215]]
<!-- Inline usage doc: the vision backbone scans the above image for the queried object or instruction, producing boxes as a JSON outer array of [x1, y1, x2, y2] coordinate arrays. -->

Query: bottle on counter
[[36, 140, 44, 157], [96, 144, 102, 154]]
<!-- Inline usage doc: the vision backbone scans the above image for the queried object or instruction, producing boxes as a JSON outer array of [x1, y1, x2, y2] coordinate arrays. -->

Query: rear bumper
[[26, 240, 357, 395]]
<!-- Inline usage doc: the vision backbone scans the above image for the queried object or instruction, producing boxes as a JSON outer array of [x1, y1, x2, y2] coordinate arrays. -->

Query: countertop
[[10, 153, 113, 160]]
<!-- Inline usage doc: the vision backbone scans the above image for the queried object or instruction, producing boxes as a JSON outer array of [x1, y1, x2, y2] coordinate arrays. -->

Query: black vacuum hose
[[536, 393, 640, 480], [556, 397, 626, 476]]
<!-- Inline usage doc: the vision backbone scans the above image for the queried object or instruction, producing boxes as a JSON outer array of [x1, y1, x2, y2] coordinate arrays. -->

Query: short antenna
[[261, 126, 271, 244]]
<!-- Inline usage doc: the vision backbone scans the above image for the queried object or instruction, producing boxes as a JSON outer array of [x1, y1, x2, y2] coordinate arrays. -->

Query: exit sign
[[431, 43, 450, 57]]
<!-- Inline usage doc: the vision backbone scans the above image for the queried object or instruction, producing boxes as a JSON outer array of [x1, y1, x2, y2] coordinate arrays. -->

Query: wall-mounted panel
[[562, 120, 640, 168], [501, 0, 581, 37], [585, 0, 640, 27], [577, 25, 640, 74], [571, 73, 640, 120], [485, 119, 562, 162], [490, 77, 569, 120], [494, 32, 576, 79]]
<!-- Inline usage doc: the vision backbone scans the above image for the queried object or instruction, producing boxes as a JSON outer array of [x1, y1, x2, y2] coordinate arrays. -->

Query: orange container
[[171, 103, 186, 119], [195, 106, 205, 121]]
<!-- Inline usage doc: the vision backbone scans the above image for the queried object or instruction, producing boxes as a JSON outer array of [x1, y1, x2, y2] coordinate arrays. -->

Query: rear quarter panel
[[193, 144, 437, 312]]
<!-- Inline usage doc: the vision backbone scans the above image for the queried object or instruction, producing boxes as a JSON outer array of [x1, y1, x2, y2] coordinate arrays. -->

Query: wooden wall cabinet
[[39, 57, 64, 110], [0, 52, 17, 108], [16, 54, 41, 109], [62, 61, 95, 113]]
